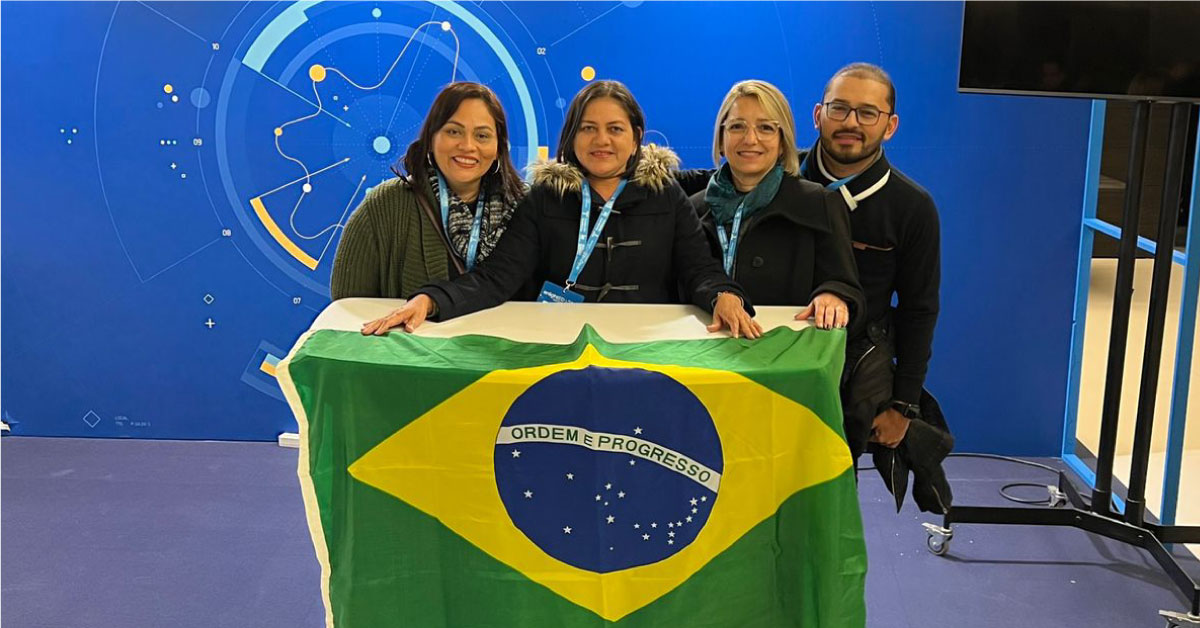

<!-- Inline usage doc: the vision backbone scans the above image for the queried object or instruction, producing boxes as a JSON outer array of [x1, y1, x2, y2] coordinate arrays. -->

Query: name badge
[[537, 281, 584, 304]]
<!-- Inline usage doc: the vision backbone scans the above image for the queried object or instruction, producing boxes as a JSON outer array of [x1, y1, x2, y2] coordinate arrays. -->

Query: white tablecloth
[[308, 298, 810, 344]]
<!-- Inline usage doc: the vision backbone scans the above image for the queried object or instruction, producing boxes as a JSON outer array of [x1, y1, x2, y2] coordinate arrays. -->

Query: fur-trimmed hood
[[526, 143, 680, 197]]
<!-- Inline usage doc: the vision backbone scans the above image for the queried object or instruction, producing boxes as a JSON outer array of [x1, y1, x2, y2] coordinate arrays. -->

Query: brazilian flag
[[279, 324, 866, 627]]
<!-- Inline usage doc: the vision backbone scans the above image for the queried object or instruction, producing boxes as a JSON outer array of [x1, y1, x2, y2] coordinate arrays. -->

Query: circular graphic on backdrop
[[91, 0, 575, 308], [494, 366, 722, 573], [209, 1, 541, 298]]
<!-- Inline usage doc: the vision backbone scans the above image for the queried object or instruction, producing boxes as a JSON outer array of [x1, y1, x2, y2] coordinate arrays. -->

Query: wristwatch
[[890, 400, 922, 420]]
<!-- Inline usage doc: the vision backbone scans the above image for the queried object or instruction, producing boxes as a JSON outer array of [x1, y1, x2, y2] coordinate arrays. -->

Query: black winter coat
[[421, 145, 749, 320], [688, 174, 864, 329]]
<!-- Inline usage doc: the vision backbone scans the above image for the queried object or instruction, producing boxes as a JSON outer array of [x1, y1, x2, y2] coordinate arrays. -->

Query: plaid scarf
[[427, 167, 517, 265]]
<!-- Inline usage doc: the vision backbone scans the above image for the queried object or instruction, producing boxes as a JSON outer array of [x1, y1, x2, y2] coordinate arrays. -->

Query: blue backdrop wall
[[1, 1, 1090, 455]]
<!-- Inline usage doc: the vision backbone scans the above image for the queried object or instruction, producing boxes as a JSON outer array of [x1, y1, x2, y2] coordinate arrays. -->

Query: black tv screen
[[959, 1, 1200, 102]]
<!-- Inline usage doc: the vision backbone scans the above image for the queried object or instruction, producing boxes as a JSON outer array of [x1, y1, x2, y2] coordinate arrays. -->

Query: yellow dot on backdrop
[[274, 127, 283, 137], [163, 84, 174, 94], [580, 66, 596, 81], [309, 64, 327, 82]]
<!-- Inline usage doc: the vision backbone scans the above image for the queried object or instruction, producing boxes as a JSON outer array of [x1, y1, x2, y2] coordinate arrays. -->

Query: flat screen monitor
[[959, 1, 1200, 102]]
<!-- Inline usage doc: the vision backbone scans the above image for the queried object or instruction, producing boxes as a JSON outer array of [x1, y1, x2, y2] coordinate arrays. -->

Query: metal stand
[[925, 101, 1200, 628]]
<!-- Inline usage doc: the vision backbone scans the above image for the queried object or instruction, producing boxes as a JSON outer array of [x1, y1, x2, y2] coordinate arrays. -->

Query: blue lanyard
[[714, 200, 746, 276], [827, 173, 858, 190], [567, 179, 627, 288], [800, 153, 858, 190], [435, 172, 487, 271]]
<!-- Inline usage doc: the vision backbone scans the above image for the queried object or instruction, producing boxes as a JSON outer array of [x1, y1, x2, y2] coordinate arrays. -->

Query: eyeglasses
[[822, 102, 893, 126], [723, 119, 781, 140]]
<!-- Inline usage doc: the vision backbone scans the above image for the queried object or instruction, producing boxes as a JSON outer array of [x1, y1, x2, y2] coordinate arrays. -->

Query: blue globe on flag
[[494, 366, 723, 573]]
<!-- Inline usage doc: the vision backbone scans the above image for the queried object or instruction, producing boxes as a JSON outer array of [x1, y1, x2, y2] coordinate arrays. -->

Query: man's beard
[[818, 131, 883, 167]]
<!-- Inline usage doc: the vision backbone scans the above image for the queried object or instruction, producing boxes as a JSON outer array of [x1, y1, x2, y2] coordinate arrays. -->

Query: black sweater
[[421, 146, 748, 321], [799, 146, 940, 404]]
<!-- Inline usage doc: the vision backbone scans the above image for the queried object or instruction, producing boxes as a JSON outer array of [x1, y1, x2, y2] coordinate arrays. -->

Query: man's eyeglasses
[[723, 120, 781, 139], [822, 102, 893, 126]]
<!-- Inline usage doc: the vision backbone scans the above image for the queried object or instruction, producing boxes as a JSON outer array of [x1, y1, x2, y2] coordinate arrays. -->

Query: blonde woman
[[687, 80, 862, 331]]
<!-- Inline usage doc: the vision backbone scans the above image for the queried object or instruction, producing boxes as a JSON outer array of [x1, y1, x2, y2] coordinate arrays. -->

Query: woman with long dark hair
[[331, 82, 525, 299]]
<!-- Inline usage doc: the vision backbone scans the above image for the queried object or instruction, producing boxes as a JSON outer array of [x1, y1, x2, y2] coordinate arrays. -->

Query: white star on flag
[[668, 522, 675, 528], [629, 460, 636, 466], [524, 490, 533, 498], [634, 427, 643, 435], [595, 495, 601, 501], [634, 523, 640, 529], [642, 534, 650, 541], [701, 496, 708, 502], [606, 515, 615, 524], [651, 522, 657, 528], [668, 539, 674, 545], [692, 508, 698, 514], [566, 473, 574, 480], [685, 516, 692, 523], [669, 531, 675, 538], [618, 491, 626, 498], [563, 526, 572, 534], [690, 498, 698, 506], [605, 483, 612, 490], [511, 450, 521, 458]]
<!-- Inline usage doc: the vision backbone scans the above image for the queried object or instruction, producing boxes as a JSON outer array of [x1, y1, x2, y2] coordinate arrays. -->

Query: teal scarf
[[704, 163, 784, 227]]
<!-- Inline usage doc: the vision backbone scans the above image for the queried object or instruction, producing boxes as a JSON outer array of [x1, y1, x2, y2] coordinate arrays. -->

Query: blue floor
[[2, 437, 1197, 627]]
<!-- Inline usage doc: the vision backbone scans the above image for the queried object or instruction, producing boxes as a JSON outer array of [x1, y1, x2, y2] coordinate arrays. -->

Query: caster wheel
[[926, 533, 950, 556], [921, 522, 953, 556]]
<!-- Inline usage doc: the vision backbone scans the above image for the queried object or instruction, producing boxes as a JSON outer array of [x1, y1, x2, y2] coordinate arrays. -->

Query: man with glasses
[[801, 63, 951, 513]]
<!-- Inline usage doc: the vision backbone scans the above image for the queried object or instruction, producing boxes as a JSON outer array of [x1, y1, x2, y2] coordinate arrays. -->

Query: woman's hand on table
[[794, 292, 849, 330], [361, 294, 435, 335], [707, 292, 762, 339]]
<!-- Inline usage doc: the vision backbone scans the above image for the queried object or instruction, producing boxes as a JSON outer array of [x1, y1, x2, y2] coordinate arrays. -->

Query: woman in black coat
[[687, 80, 862, 331], [364, 80, 761, 338]]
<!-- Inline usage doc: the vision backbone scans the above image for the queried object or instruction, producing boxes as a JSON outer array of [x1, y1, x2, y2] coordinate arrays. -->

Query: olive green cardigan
[[330, 177, 454, 300]]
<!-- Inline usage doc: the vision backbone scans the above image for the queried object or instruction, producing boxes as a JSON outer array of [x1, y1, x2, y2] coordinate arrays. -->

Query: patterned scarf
[[427, 164, 517, 265], [704, 163, 784, 227]]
